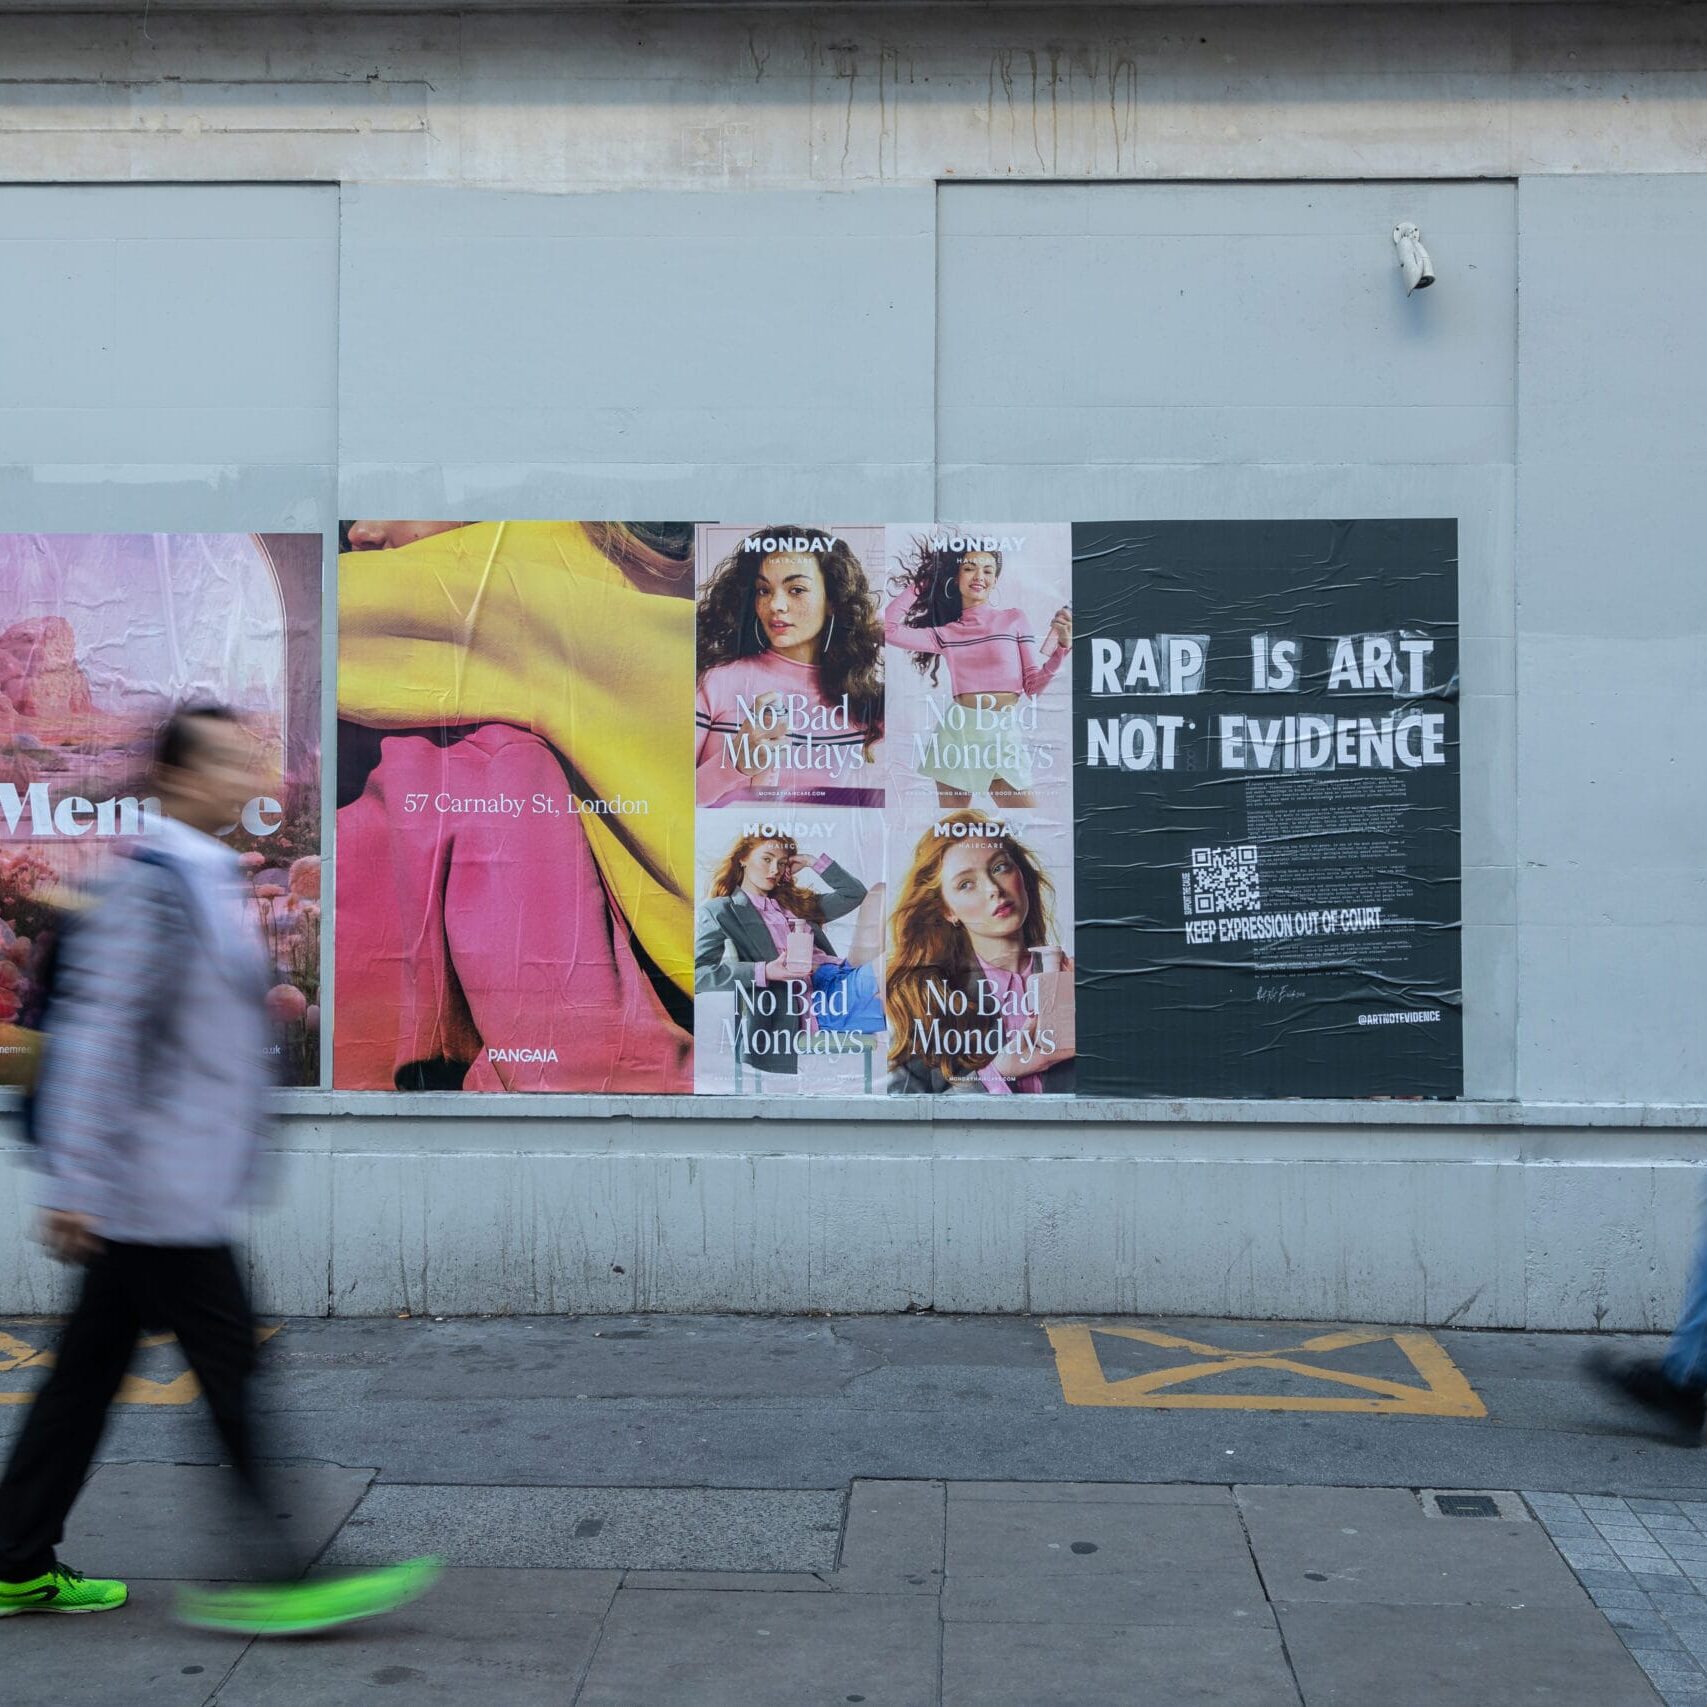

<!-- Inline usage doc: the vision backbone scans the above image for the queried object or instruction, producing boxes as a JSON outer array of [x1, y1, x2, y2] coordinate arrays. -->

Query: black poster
[[1072, 520, 1461, 1099]]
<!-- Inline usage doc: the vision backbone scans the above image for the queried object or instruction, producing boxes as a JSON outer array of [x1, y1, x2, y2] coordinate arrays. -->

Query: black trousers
[[0, 1241, 298, 1581]]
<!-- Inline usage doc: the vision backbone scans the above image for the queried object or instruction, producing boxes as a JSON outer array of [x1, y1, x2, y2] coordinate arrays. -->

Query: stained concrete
[[10, 1131, 1700, 1327], [943, 1492, 1273, 1626], [1237, 1483, 1589, 1607], [66, 1463, 374, 1582], [324, 1484, 845, 1572], [576, 1588, 942, 1707], [1, 7, 1705, 191], [205, 1568, 618, 1707], [12, 1314, 1707, 1502], [3, 1469, 1674, 1707], [0, 1578, 237, 1707], [941, 1621, 1301, 1707], [1278, 1602, 1662, 1706]]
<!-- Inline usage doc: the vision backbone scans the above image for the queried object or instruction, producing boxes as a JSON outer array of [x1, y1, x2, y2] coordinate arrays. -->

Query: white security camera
[[1392, 223, 1435, 294]]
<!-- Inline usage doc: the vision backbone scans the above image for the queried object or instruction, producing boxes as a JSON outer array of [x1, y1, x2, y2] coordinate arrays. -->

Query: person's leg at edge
[[157, 1244, 442, 1634], [0, 1246, 142, 1604], [143, 1243, 311, 1584], [1665, 1184, 1707, 1391], [1585, 1178, 1707, 1438]]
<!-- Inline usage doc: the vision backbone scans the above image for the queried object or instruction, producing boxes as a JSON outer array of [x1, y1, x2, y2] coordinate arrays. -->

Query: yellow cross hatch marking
[[1045, 1322, 1487, 1418], [0, 1324, 283, 1406]]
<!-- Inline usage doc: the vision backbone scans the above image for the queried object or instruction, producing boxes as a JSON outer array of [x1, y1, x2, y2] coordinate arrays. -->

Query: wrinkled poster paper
[[0, 533, 323, 1085], [333, 518, 1459, 1100], [1072, 520, 1462, 1098]]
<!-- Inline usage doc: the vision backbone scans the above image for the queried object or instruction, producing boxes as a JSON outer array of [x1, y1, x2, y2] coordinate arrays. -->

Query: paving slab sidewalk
[[6, 1472, 1671, 1706]]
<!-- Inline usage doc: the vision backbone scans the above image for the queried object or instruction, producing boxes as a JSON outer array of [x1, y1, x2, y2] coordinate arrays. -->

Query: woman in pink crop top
[[696, 527, 885, 807], [885, 539, 1072, 809]]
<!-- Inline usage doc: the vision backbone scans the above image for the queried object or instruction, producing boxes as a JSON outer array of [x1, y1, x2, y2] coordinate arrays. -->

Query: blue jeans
[[809, 961, 884, 1034], [1667, 1198, 1707, 1390]]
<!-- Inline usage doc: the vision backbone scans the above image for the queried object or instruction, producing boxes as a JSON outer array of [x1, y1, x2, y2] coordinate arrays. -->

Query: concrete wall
[[2, 6, 1706, 189], [1515, 175, 1707, 1104], [6, 1097, 1702, 1328], [1, 4, 1703, 1321], [936, 178, 1520, 1099], [0, 183, 337, 532], [339, 182, 935, 517]]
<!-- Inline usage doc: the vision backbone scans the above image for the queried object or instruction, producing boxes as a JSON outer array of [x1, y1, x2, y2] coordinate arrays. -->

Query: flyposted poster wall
[[0, 533, 323, 1084], [334, 518, 1460, 1100], [1072, 520, 1462, 1098]]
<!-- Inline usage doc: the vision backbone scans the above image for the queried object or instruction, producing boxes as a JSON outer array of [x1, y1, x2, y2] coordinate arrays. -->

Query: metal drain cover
[[1435, 1493, 1500, 1518]]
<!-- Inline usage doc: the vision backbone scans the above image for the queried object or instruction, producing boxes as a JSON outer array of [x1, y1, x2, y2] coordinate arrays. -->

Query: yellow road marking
[[0, 1330, 51, 1376], [1045, 1321, 1486, 1417], [0, 1324, 283, 1406]]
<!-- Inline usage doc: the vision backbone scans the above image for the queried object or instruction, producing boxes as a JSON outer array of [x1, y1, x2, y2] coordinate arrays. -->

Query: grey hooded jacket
[[33, 827, 274, 1245]]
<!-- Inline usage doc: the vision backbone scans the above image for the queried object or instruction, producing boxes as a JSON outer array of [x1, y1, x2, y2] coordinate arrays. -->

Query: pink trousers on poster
[[335, 723, 691, 1093]]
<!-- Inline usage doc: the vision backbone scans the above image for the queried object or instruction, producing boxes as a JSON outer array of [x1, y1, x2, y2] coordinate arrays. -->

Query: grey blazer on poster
[[694, 859, 867, 1074]]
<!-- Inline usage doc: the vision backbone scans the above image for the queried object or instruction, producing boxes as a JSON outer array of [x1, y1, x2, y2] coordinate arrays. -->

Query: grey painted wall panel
[[338, 183, 935, 519], [0, 469, 335, 537], [0, 187, 337, 469], [938, 181, 1516, 471], [0, 181, 341, 1108], [937, 405, 1515, 470], [0, 184, 338, 533], [936, 183, 1517, 1099], [1515, 176, 1707, 1103]]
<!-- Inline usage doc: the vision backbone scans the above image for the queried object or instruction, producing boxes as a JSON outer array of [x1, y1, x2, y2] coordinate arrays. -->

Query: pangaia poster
[[0, 533, 323, 1084], [1071, 519, 1462, 1098], [332, 518, 1460, 1101], [335, 520, 695, 1093]]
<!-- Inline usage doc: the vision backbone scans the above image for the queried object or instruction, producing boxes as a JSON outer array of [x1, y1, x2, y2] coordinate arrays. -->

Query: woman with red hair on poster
[[885, 811, 1075, 1095], [693, 828, 884, 1083]]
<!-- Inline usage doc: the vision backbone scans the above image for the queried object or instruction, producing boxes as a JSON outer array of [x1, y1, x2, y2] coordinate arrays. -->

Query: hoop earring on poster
[[820, 614, 835, 659], [752, 609, 770, 651]]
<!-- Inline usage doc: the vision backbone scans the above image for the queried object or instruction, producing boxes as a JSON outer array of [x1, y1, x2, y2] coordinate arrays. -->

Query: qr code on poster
[[1185, 845, 1260, 915]]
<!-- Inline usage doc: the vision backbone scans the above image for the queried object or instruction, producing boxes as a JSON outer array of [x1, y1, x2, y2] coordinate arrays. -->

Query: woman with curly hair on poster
[[694, 829, 884, 1081], [336, 520, 695, 1094], [885, 537, 1071, 810], [886, 811, 1075, 1095], [695, 527, 885, 807]]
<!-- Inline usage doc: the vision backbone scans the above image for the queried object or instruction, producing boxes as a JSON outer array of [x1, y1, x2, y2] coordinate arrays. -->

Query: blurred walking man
[[0, 706, 436, 1632]]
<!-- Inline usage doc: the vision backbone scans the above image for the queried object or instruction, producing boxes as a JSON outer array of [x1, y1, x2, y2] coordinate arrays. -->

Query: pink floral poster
[[0, 533, 323, 1085]]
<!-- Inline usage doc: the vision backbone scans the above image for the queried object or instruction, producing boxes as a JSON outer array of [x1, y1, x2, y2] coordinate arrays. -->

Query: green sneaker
[[0, 1564, 129, 1616], [176, 1556, 440, 1637]]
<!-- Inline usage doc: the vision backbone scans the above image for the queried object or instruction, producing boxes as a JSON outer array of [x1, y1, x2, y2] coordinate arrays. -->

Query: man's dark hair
[[152, 703, 241, 773]]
